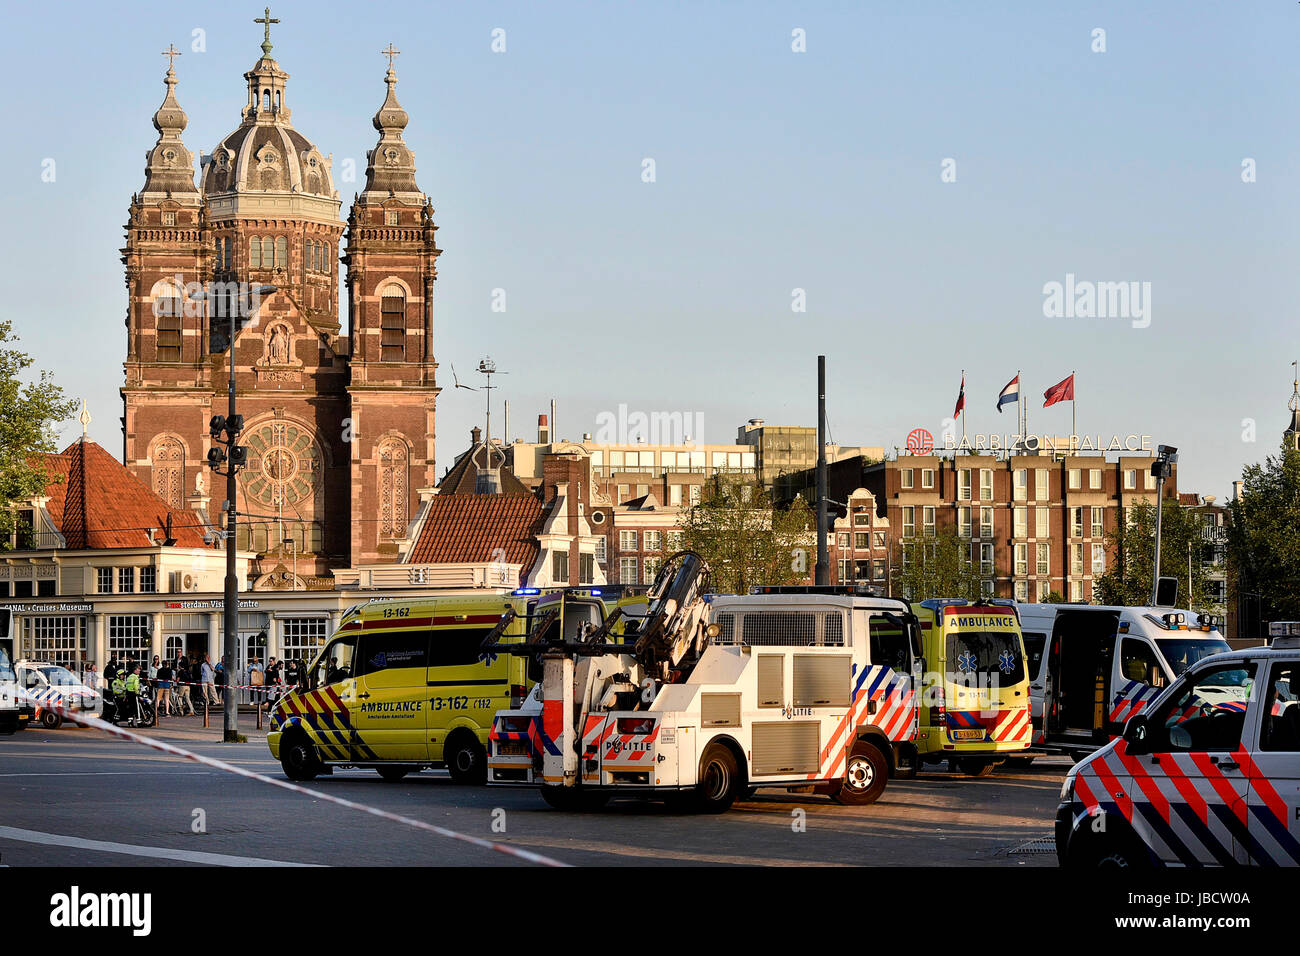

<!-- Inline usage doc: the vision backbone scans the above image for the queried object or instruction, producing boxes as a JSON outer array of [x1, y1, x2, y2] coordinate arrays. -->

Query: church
[[120, 15, 439, 582]]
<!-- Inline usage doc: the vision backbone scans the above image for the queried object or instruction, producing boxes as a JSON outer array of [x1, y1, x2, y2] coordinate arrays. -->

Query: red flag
[[953, 374, 966, 418], [1043, 374, 1075, 407]]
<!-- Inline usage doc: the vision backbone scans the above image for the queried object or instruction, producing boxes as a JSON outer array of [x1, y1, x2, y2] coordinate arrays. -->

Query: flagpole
[[1071, 369, 1077, 452], [1017, 368, 1024, 449], [961, 369, 966, 441]]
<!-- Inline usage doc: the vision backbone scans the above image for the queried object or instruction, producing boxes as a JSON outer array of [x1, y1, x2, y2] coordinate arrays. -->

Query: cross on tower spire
[[255, 7, 280, 57], [161, 43, 182, 71], [1291, 360, 1299, 413], [382, 43, 400, 71]]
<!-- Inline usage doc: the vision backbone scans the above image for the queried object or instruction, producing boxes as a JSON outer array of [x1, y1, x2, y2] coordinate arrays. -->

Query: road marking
[[0, 771, 213, 777], [0, 825, 321, 867]]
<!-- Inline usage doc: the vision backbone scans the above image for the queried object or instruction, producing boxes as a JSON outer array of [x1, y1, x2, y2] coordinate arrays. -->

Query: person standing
[[149, 655, 160, 683], [175, 656, 194, 715], [156, 659, 173, 717], [201, 653, 220, 707], [123, 663, 143, 726], [102, 654, 121, 721]]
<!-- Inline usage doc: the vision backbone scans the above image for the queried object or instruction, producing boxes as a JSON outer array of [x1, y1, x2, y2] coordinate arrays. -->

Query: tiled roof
[[41, 439, 213, 550], [407, 494, 544, 567]]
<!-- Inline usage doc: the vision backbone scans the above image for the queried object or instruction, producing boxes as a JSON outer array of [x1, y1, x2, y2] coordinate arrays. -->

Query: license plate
[[497, 742, 530, 756], [953, 729, 985, 741]]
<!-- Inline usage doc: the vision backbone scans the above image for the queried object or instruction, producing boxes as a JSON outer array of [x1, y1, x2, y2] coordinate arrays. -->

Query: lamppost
[[1150, 444, 1178, 606], [191, 281, 276, 741]]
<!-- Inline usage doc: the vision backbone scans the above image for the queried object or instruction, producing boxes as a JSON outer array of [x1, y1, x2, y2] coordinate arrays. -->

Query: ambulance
[[268, 588, 645, 783], [0, 646, 21, 735], [1057, 633, 1300, 867], [912, 600, 1032, 775], [1017, 603, 1231, 758]]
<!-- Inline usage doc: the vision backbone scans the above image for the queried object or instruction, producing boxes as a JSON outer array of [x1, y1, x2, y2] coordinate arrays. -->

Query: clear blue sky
[[1, 0, 1296, 496]]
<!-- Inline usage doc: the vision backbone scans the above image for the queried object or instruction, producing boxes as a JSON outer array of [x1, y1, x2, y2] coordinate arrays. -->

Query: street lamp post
[[1150, 444, 1178, 606], [192, 282, 276, 741]]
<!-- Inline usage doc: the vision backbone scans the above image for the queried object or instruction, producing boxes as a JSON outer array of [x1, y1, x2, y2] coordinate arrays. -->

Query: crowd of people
[[91, 653, 309, 721]]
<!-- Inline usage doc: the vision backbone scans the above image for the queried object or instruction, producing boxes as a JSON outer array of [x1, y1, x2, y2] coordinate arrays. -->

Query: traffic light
[[226, 414, 244, 437], [209, 416, 226, 439], [207, 446, 227, 468], [229, 445, 248, 467]]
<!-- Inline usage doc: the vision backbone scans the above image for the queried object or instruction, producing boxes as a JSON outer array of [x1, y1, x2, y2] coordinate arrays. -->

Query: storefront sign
[[0, 602, 94, 614], [163, 599, 262, 610]]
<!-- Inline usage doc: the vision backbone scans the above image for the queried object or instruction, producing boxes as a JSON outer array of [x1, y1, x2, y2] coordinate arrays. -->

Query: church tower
[[343, 48, 441, 564], [1286, 362, 1300, 451]]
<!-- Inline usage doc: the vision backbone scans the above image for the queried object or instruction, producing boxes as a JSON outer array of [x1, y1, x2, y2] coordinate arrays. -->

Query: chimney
[[538, 414, 550, 444], [471, 425, 482, 445], [1232, 480, 1244, 501]]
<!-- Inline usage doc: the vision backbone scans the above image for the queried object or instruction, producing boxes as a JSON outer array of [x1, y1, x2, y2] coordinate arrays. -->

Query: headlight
[[1060, 774, 1075, 802]]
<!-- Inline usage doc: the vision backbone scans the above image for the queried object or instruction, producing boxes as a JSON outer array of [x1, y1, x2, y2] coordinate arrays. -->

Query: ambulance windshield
[[1156, 637, 1232, 677], [946, 632, 1025, 685], [0, 649, 13, 683]]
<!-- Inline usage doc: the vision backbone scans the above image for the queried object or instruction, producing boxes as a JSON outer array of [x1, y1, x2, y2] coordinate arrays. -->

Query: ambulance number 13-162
[[431, 696, 492, 711]]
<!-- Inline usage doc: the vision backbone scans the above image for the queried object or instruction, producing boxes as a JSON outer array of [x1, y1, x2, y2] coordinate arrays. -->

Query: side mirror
[[1122, 714, 1150, 754]]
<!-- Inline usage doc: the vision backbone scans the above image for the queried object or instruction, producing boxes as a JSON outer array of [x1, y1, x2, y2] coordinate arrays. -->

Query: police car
[[1056, 633, 1300, 867]]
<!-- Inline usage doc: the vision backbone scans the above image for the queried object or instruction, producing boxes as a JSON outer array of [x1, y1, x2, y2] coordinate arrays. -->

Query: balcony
[[11, 530, 64, 551]]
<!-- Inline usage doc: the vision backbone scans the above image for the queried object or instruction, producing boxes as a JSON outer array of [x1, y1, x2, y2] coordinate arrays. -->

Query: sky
[[1, 0, 1297, 497]]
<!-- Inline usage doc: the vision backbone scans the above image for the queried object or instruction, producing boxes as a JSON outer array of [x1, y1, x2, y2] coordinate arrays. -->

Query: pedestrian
[[201, 653, 220, 707], [248, 656, 264, 708], [102, 654, 121, 720], [123, 663, 143, 726], [156, 659, 173, 717], [149, 655, 160, 683], [175, 656, 194, 715], [108, 668, 127, 724], [263, 657, 282, 709]]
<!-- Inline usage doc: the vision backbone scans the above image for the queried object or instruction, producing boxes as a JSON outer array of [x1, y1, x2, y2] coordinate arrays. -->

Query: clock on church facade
[[120, 16, 441, 583]]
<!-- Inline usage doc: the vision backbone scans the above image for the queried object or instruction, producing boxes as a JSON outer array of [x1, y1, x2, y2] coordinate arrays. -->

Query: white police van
[[1056, 630, 1300, 867]]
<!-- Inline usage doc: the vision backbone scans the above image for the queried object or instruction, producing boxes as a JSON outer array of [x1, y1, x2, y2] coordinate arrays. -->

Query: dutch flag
[[996, 375, 1019, 413]]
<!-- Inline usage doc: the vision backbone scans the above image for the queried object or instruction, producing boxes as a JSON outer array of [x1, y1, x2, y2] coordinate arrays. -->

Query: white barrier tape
[[9, 686, 568, 868]]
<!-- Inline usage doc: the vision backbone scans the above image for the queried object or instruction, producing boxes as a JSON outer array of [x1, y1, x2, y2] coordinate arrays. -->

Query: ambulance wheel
[[280, 734, 322, 781], [957, 758, 995, 777], [377, 765, 416, 782], [695, 744, 743, 813], [832, 742, 889, 805], [445, 734, 488, 785], [1003, 756, 1035, 768], [540, 786, 609, 811], [40, 711, 62, 730]]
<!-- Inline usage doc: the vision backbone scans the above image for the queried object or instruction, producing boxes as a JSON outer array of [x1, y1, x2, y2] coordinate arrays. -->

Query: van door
[[301, 634, 360, 763], [1047, 609, 1120, 741], [353, 629, 431, 762], [426, 618, 512, 766], [1245, 660, 1300, 865], [1021, 631, 1047, 744], [1108, 636, 1169, 739]]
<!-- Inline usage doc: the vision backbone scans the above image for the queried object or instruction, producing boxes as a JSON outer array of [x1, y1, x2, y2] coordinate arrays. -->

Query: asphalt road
[[0, 720, 1068, 867]]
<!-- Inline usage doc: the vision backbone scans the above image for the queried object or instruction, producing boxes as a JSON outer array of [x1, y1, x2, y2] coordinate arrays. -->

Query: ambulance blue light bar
[[512, 588, 540, 596]]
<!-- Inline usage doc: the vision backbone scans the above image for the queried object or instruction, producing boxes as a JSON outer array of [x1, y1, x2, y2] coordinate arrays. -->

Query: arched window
[[275, 237, 287, 269], [378, 439, 409, 539], [275, 91, 281, 110], [263, 90, 271, 110], [150, 279, 184, 364], [322, 243, 330, 274], [380, 284, 405, 362], [262, 237, 273, 268], [250, 237, 261, 269], [151, 436, 185, 509]]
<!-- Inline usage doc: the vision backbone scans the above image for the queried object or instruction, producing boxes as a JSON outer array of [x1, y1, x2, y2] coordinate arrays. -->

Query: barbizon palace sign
[[936, 434, 1154, 453]]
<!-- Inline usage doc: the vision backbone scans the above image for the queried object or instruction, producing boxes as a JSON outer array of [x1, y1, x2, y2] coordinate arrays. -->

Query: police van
[[912, 600, 1032, 775], [15, 660, 99, 729], [1017, 603, 1230, 758], [268, 588, 645, 783], [1057, 632, 1300, 867]]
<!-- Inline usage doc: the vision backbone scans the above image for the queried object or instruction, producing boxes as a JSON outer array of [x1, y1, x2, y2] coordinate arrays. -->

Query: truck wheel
[[957, 758, 995, 777], [540, 786, 609, 811], [280, 734, 322, 781], [1070, 830, 1150, 870], [377, 765, 416, 782], [445, 734, 488, 785], [40, 711, 62, 730], [832, 742, 889, 805], [695, 744, 743, 813]]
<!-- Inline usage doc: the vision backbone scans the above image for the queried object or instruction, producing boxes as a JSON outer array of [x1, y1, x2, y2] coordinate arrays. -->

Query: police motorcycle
[[109, 682, 157, 728]]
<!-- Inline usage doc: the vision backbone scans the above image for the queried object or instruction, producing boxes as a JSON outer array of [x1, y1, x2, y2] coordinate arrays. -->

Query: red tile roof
[[406, 493, 543, 568], [38, 439, 213, 550]]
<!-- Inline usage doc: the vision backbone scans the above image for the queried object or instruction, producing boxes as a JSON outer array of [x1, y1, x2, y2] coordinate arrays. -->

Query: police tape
[[10, 686, 568, 868]]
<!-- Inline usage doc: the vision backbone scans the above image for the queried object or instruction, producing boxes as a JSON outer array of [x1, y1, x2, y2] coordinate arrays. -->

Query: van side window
[[1260, 663, 1300, 752], [869, 617, 911, 673], [1145, 662, 1256, 753], [428, 628, 495, 669], [317, 637, 357, 686], [355, 633, 430, 678], [1021, 632, 1046, 680], [1120, 638, 1167, 688]]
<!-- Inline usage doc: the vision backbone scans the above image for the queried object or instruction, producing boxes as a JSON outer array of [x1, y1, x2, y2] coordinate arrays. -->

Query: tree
[[1226, 441, 1300, 622], [893, 528, 984, 601], [673, 473, 814, 595], [1041, 590, 1065, 605], [1094, 498, 1209, 611], [0, 322, 77, 549]]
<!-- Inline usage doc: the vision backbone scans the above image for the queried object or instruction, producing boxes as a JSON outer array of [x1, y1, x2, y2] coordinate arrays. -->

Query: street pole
[[223, 303, 239, 743], [815, 355, 829, 586], [1150, 444, 1177, 606]]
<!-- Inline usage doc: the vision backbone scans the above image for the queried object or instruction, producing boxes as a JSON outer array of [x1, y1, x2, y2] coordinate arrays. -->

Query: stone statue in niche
[[267, 324, 291, 365]]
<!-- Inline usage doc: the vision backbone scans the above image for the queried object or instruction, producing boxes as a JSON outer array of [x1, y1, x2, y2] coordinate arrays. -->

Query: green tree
[[1226, 442, 1300, 621], [893, 528, 984, 601], [1041, 590, 1065, 605], [0, 322, 76, 549], [1094, 498, 1208, 610], [674, 473, 814, 595]]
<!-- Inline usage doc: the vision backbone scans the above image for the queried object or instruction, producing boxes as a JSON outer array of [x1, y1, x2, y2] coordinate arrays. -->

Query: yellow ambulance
[[268, 587, 645, 783], [912, 599, 1032, 775]]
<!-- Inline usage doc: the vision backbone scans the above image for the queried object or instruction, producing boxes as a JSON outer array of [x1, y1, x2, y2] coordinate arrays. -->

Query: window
[[552, 550, 569, 583], [1036, 580, 1050, 602], [1145, 470, 1157, 490], [262, 237, 273, 267], [97, 567, 113, 593], [900, 469, 913, 490], [314, 636, 357, 687], [853, 510, 870, 527], [616, 484, 629, 503], [1124, 469, 1137, 490], [619, 530, 638, 551], [1035, 469, 1049, 501], [1090, 507, 1104, 538], [385, 209, 399, 226], [1013, 506, 1027, 538], [1260, 663, 1300, 752], [667, 530, 684, 552], [902, 507, 915, 538], [1014, 580, 1028, 602], [1140, 662, 1256, 753], [140, 566, 157, 594], [689, 485, 702, 506], [594, 537, 606, 564], [872, 558, 885, 580], [872, 531, 886, 549], [281, 617, 328, 663], [1069, 580, 1082, 602], [355, 632, 429, 678], [619, 557, 637, 584], [1014, 469, 1027, 500], [979, 469, 993, 501], [1071, 543, 1084, 575], [1068, 469, 1081, 490], [322, 243, 330, 274], [958, 469, 971, 501], [1089, 468, 1101, 489], [162, 210, 176, 226], [643, 558, 660, 585], [980, 507, 994, 537], [980, 543, 994, 575], [275, 236, 287, 269], [1014, 543, 1028, 576], [837, 532, 850, 549], [854, 532, 869, 550], [1071, 507, 1083, 538], [1035, 506, 1049, 538], [1036, 543, 1050, 576], [381, 292, 405, 362], [922, 506, 935, 537], [644, 530, 662, 552], [669, 484, 682, 506], [108, 615, 150, 662], [118, 567, 135, 593], [958, 506, 971, 538], [921, 468, 935, 489], [21, 616, 87, 669], [1091, 543, 1105, 574], [156, 311, 182, 362], [378, 439, 410, 539], [838, 557, 850, 582]]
